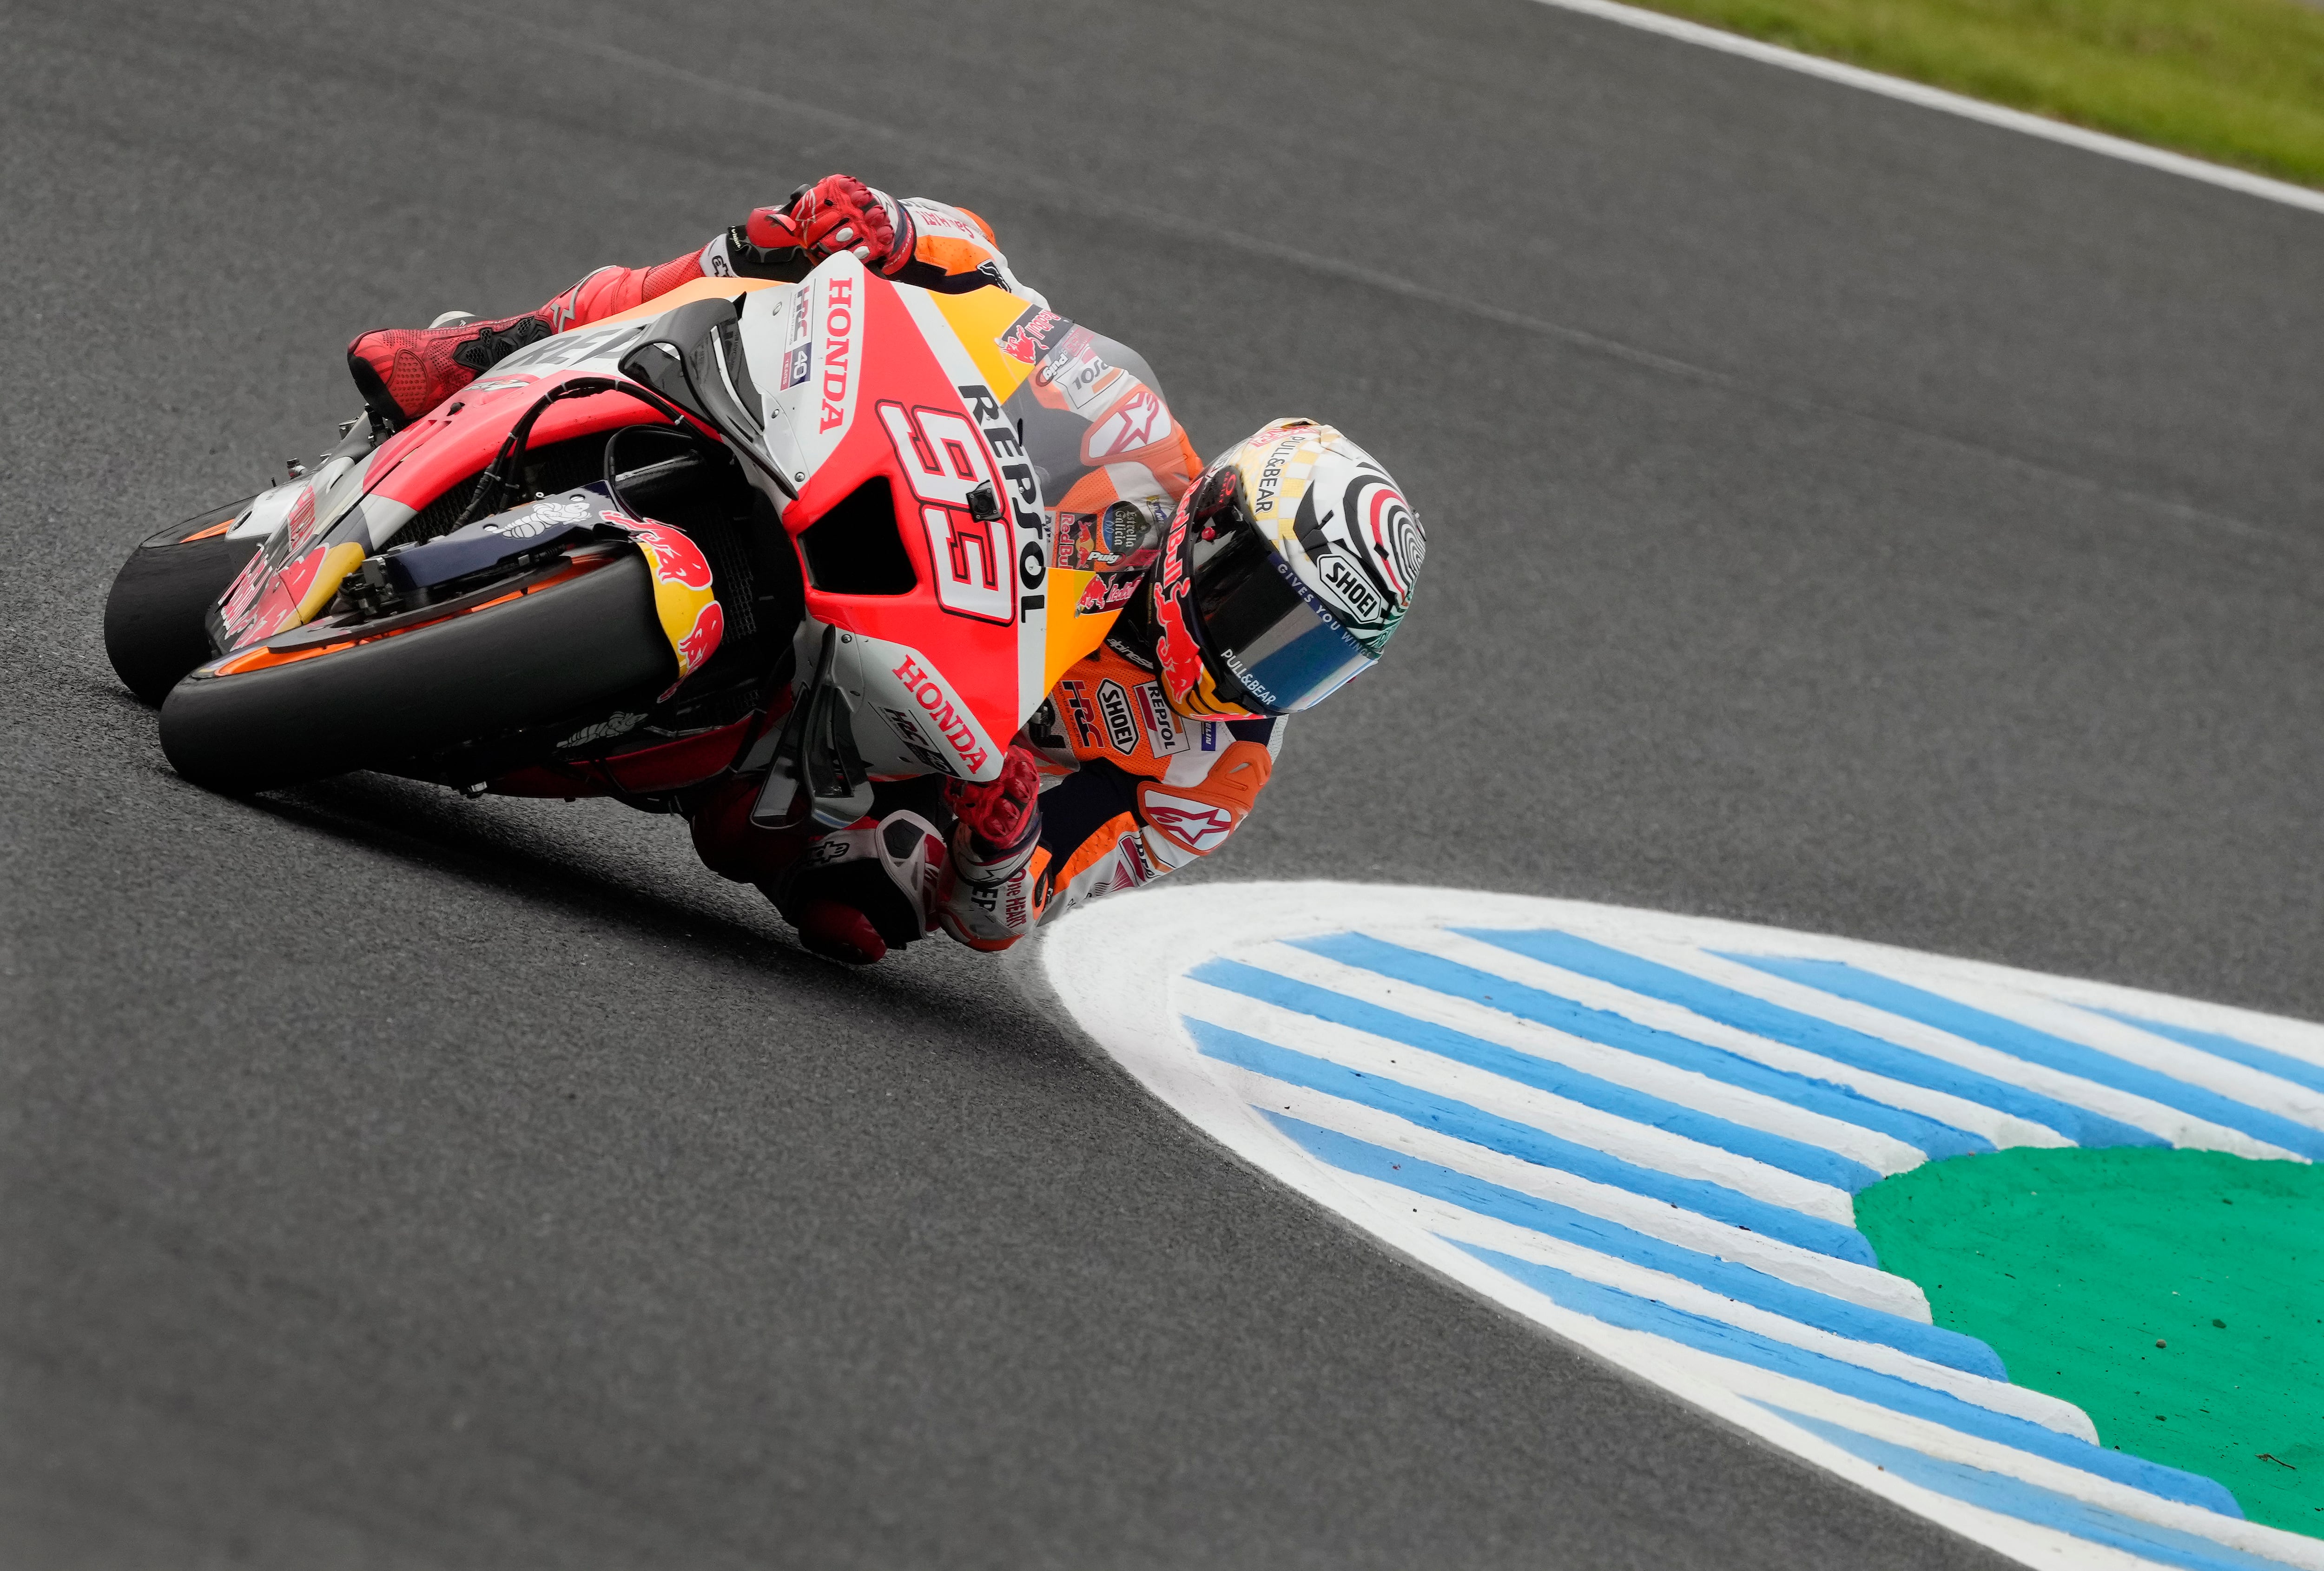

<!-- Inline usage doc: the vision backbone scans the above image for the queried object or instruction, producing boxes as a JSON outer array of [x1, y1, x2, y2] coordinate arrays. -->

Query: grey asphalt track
[[5, 0, 2320, 1565]]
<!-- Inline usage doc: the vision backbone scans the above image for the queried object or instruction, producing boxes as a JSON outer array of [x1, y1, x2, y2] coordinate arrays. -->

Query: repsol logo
[[1134, 681, 1184, 754], [958, 382, 1047, 620], [890, 655, 990, 773], [818, 277, 856, 434]]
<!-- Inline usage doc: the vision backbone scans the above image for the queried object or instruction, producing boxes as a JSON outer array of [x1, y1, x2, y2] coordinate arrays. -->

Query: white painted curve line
[[1347, 1170, 2098, 1437], [1389, 927, 2074, 1153], [1607, 940, 2310, 1162], [1182, 977, 1862, 1220], [1044, 881, 2324, 1571], [1237, 936, 1932, 1175], [1527, 0, 2324, 219]]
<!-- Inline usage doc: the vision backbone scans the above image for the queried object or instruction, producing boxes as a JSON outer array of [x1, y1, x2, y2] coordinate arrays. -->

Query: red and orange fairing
[[936, 640, 1283, 950]]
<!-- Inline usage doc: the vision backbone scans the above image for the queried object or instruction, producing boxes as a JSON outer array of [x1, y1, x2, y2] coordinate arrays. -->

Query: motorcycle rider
[[346, 175, 1049, 428], [346, 175, 1426, 965]]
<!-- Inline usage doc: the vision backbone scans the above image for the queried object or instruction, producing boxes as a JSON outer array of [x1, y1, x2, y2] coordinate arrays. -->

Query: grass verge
[[1857, 1145, 2324, 1539], [1616, 0, 2324, 190]]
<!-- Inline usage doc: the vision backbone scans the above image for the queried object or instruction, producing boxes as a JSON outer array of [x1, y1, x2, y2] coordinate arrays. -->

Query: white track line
[[1337, 1171, 2097, 1437], [1182, 978, 1861, 1219], [1240, 938, 1928, 1173], [1527, 0, 2324, 218], [1407, 930, 2071, 1151]]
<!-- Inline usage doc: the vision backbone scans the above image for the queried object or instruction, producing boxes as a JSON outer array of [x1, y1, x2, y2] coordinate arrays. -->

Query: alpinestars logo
[[1084, 385, 1165, 459], [1140, 790, 1238, 854]]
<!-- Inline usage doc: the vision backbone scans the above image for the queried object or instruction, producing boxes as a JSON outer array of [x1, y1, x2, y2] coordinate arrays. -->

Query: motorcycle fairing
[[199, 261, 1171, 811], [726, 257, 1156, 795], [735, 257, 1043, 785], [210, 304, 768, 654], [900, 283, 1146, 700], [343, 281, 784, 558]]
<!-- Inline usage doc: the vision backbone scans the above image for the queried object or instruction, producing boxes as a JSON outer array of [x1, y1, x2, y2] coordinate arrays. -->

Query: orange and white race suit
[[936, 628, 1282, 952], [536, 195, 1273, 953]]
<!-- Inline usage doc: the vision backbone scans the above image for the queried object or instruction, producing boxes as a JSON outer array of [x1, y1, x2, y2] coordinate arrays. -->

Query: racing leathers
[[943, 602, 1282, 950], [348, 177, 1049, 428], [350, 176, 1278, 958]]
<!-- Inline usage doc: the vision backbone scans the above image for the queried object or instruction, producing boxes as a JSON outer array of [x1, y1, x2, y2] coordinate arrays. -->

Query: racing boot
[[687, 773, 814, 887], [768, 811, 949, 966], [345, 308, 556, 430], [786, 899, 894, 966]]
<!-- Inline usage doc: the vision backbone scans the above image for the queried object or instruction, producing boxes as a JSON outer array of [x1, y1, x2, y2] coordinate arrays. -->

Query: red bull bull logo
[[1153, 592, 1205, 704], [602, 510, 722, 695], [675, 598, 725, 676], [607, 513, 716, 592]]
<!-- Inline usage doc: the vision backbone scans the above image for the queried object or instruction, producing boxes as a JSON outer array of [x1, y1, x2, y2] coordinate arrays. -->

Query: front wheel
[[159, 547, 673, 793], [103, 500, 260, 705]]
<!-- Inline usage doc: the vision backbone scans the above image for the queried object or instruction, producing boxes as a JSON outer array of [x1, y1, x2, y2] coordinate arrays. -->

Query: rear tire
[[159, 551, 673, 792], [103, 503, 260, 705]]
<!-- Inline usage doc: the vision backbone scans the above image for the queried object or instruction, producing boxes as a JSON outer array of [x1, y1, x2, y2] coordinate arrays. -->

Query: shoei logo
[[1314, 549, 1384, 624], [1097, 679, 1139, 755]]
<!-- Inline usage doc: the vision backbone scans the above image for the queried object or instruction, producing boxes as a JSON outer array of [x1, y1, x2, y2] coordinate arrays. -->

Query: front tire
[[103, 501, 260, 705], [159, 549, 673, 793]]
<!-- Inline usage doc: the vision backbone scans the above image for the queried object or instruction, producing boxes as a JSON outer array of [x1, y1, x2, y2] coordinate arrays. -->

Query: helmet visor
[[1186, 524, 1375, 714]]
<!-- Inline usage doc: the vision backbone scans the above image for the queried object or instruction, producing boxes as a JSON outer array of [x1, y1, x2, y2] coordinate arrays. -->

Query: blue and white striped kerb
[[1043, 882, 2324, 1571]]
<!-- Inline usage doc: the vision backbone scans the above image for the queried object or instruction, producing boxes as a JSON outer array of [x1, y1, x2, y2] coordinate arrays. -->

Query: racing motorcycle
[[103, 256, 1142, 838]]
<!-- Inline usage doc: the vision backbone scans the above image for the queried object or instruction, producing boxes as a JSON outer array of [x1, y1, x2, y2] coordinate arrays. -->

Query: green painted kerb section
[[1856, 1146, 2324, 1538]]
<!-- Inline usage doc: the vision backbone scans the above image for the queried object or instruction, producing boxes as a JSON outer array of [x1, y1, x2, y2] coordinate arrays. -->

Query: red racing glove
[[944, 743, 1042, 858], [754, 174, 915, 274], [742, 205, 806, 252]]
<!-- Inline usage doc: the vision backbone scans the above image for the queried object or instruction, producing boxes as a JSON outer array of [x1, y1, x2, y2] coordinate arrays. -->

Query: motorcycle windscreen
[[1188, 529, 1374, 714]]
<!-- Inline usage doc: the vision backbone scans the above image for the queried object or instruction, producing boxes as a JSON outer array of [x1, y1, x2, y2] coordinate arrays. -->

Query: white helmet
[[1152, 419, 1425, 716]]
